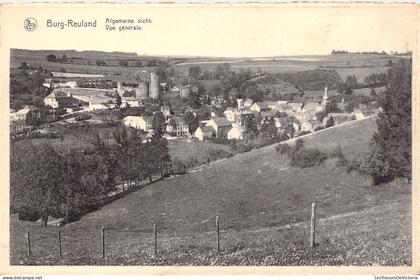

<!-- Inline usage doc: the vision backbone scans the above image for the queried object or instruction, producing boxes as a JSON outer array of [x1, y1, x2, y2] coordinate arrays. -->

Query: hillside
[[10, 117, 411, 265]]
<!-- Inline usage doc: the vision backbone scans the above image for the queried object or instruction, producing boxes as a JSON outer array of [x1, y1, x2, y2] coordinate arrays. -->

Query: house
[[323, 113, 354, 126], [44, 89, 73, 109], [273, 117, 283, 132], [250, 102, 271, 113], [123, 116, 153, 131], [121, 97, 141, 108], [166, 117, 189, 136], [302, 102, 322, 113], [10, 120, 33, 136], [288, 103, 304, 113], [89, 100, 116, 111], [223, 107, 237, 123], [274, 103, 293, 115], [244, 99, 254, 108], [10, 105, 40, 122], [206, 117, 232, 138], [353, 109, 366, 120], [227, 124, 244, 140], [236, 98, 244, 110], [194, 126, 215, 140], [160, 106, 171, 118]]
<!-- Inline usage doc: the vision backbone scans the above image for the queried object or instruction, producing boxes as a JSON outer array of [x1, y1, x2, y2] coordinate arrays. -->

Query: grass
[[10, 117, 412, 265], [295, 116, 378, 159], [168, 139, 232, 163]]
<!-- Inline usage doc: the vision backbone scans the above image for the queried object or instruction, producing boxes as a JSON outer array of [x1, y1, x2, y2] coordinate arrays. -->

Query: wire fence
[[16, 203, 318, 260]]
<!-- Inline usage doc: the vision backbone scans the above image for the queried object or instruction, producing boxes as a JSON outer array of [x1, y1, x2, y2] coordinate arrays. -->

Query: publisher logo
[[24, 18, 37, 31]]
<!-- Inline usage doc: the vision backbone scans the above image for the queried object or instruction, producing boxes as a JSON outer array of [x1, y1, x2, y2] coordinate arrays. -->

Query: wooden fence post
[[216, 216, 220, 254], [26, 231, 31, 257], [153, 224, 157, 256], [101, 226, 105, 258], [310, 203, 317, 247], [58, 229, 62, 257]]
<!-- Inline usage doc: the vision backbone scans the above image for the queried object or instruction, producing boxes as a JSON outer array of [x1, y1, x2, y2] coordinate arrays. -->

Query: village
[[10, 67, 381, 146]]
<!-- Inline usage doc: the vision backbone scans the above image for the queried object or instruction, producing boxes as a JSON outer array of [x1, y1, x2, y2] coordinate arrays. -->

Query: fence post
[[310, 203, 317, 247], [153, 224, 157, 257], [26, 231, 31, 257], [58, 229, 62, 257], [101, 226, 105, 258], [216, 216, 220, 254]]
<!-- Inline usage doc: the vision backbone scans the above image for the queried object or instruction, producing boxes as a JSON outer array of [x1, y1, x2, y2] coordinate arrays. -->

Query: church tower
[[321, 86, 330, 110]]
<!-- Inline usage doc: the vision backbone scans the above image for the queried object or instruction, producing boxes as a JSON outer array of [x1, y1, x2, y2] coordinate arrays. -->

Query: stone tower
[[149, 72, 160, 99], [321, 86, 330, 110]]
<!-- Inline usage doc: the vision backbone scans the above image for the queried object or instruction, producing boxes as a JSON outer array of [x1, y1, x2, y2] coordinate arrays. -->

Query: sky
[[1, 4, 417, 57]]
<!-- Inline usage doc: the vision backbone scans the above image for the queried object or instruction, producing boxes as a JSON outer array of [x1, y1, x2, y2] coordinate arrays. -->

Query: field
[[294, 115, 378, 158], [12, 49, 404, 85], [10, 117, 412, 265]]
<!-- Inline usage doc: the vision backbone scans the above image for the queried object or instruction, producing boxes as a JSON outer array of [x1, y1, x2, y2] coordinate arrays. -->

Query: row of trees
[[365, 59, 411, 184], [11, 118, 171, 225]]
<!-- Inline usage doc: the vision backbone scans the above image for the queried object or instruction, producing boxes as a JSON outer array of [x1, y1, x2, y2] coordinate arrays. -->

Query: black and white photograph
[[1, 3, 418, 273]]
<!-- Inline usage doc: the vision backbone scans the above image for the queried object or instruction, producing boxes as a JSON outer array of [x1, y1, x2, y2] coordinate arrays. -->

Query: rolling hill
[[10, 116, 411, 265]]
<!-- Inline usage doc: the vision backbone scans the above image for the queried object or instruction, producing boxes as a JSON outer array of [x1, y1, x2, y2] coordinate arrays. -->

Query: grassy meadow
[[10, 117, 412, 265]]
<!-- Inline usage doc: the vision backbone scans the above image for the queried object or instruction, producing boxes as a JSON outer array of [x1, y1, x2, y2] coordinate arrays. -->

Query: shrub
[[346, 158, 362, 173], [207, 148, 233, 161], [170, 159, 187, 175], [290, 148, 328, 168], [185, 156, 199, 169], [329, 145, 347, 165], [276, 143, 292, 155]]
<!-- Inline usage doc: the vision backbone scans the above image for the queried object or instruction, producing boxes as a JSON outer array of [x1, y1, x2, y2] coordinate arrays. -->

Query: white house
[[194, 126, 215, 140], [123, 116, 153, 131], [223, 107, 237, 123], [244, 99, 254, 108], [227, 124, 244, 140], [10, 105, 40, 122], [44, 89, 73, 109], [121, 97, 141, 108], [160, 106, 171, 118], [353, 109, 366, 120]]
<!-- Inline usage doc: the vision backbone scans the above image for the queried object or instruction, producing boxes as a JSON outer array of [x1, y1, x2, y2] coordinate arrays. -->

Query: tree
[[243, 115, 259, 140], [325, 99, 340, 114], [326, 116, 335, 127], [115, 94, 122, 108], [365, 59, 411, 184], [46, 54, 57, 62], [119, 60, 129, 67], [95, 59, 107, 66], [19, 62, 29, 70], [11, 143, 66, 226], [260, 117, 278, 143], [25, 110, 41, 127], [188, 66, 202, 80], [152, 112, 166, 139], [370, 87, 377, 97], [183, 111, 199, 134]]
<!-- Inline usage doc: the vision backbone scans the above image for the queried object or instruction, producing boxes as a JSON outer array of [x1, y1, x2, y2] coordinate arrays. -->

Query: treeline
[[259, 69, 343, 91], [331, 50, 389, 55], [11, 119, 171, 225], [10, 69, 49, 110]]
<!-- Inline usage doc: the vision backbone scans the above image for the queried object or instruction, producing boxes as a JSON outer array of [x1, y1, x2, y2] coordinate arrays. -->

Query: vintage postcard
[[0, 3, 418, 275]]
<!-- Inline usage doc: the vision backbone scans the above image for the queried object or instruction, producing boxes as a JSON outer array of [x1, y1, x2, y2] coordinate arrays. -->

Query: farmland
[[10, 116, 412, 265]]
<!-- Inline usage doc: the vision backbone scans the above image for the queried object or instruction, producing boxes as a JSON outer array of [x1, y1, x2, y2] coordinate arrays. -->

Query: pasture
[[10, 117, 411, 265]]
